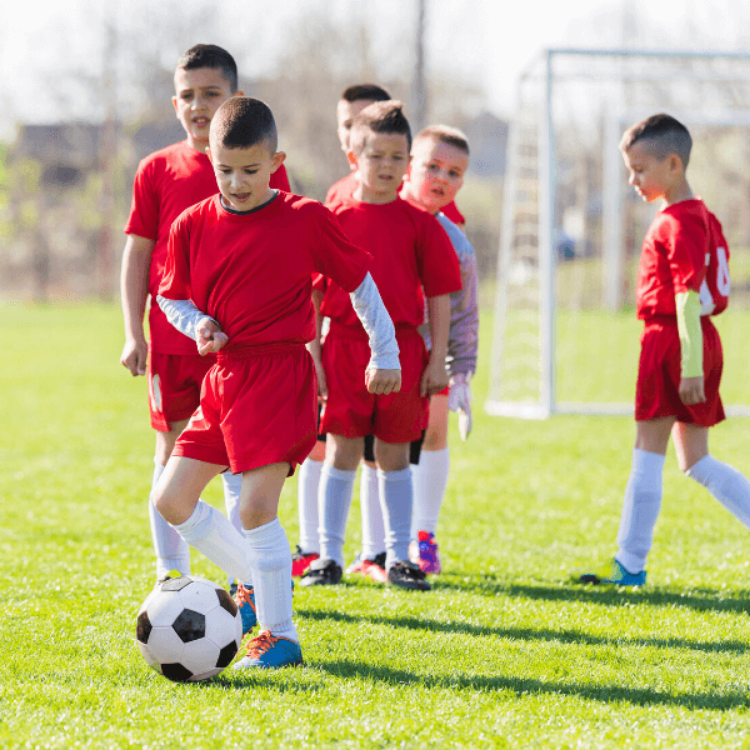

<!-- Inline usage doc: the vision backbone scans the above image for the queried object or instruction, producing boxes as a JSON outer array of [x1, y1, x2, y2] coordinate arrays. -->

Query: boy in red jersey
[[120, 45, 291, 587], [300, 101, 462, 591], [153, 97, 400, 668], [579, 114, 750, 586]]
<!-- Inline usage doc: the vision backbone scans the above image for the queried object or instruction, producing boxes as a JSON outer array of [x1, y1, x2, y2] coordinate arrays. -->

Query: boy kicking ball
[[579, 113, 750, 587], [153, 97, 400, 668]]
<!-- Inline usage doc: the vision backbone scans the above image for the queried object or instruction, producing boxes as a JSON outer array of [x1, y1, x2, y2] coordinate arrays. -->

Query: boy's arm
[[676, 289, 705, 405], [156, 296, 227, 356], [120, 234, 155, 376], [349, 273, 401, 395], [306, 287, 328, 398], [447, 246, 479, 379], [421, 294, 451, 397]]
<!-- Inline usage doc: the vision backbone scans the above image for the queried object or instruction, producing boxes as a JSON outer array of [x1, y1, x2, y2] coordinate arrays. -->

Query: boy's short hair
[[177, 44, 239, 93], [413, 125, 470, 157], [620, 113, 692, 167], [350, 100, 411, 155], [210, 97, 278, 153], [341, 84, 391, 103]]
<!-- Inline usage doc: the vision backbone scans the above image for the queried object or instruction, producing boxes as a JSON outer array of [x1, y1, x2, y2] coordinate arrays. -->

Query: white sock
[[411, 446, 450, 539], [221, 471, 247, 587], [687, 455, 750, 530], [171, 500, 253, 582], [149, 459, 190, 579], [615, 449, 665, 574], [318, 465, 356, 567], [360, 464, 386, 559], [298, 458, 323, 554], [244, 519, 298, 642], [378, 467, 413, 568]]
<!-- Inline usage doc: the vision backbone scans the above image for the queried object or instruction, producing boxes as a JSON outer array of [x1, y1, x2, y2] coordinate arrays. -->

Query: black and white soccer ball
[[136, 575, 242, 682]]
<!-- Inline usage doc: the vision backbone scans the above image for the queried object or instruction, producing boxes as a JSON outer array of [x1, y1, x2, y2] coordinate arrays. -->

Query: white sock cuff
[[685, 454, 715, 482], [377, 467, 412, 484], [323, 465, 357, 482], [361, 463, 378, 481], [632, 448, 666, 474], [171, 500, 212, 540], [243, 517, 282, 544]]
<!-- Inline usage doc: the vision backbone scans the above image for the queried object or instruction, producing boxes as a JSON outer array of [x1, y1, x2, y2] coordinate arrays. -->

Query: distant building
[[463, 112, 508, 178]]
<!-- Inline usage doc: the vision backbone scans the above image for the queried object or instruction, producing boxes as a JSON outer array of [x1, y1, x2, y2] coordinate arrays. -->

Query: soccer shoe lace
[[412, 531, 442, 575], [577, 559, 647, 587], [387, 560, 432, 591], [233, 583, 257, 634], [233, 630, 303, 670], [292, 544, 320, 578]]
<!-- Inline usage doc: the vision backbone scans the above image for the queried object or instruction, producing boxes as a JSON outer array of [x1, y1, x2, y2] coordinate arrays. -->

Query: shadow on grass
[[296, 607, 750, 655], [314, 658, 750, 711], [438, 572, 750, 615]]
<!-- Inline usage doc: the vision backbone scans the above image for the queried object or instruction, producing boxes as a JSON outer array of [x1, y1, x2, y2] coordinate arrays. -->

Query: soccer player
[[120, 45, 291, 587], [300, 101, 462, 591], [400, 125, 479, 574], [153, 96, 400, 669], [579, 114, 750, 586]]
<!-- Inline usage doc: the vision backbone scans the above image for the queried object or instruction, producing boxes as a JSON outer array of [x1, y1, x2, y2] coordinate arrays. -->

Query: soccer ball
[[136, 575, 242, 682]]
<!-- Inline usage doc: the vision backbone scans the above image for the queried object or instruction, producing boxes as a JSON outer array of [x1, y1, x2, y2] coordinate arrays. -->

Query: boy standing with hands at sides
[[301, 102, 462, 591], [400, 125, 479, 574], [120, 45, 290, 587], [153, 97, 400, 668], [579, 114, 750, 587]]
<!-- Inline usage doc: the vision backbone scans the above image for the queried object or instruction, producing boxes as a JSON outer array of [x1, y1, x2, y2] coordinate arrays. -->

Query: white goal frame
[[487, 47, 750, 420]]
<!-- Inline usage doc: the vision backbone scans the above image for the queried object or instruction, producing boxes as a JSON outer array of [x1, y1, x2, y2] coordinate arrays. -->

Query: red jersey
[[124, 140, 291, 354], [319, 197, 461, 336], [158, 193, 371, 352], [325, 171, 465, 225], [636, 198, 730, 321]]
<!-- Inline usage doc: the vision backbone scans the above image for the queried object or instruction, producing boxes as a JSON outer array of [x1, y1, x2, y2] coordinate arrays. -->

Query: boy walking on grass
[[153, 97, 400, 668], [120, 45, 290, 587], [579, 114, 750, 586]]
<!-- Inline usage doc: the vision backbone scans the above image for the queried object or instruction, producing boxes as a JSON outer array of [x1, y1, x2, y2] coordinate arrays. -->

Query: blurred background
[[1, 0, 749, 305]]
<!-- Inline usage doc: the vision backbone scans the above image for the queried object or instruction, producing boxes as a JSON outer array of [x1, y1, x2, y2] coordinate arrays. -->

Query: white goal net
[[487, 48, 750, 419]]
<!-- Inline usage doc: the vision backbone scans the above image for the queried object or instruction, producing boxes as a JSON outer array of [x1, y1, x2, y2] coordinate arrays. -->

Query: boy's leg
[[149, 419, 191, 581], [301, 434, 364, 585], [614, 417, 674, 577], [675, 423, 750, 529], [221, 470, 245, 590]]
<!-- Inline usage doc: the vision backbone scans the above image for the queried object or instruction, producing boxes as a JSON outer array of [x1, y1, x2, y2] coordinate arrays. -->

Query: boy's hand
[[120, 336, 148, 376], [420, 357, 450, 398], [448, 373, 473, 441], [313, 356, 328, 400], [365, 368, 401, 395], [679, 376, 706, 405], [196, 317, 228, 356]]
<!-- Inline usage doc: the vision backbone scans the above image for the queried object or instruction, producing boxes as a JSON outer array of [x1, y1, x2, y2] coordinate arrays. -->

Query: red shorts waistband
[[328, 321, 420, 341], [217, 342, 305, 361]]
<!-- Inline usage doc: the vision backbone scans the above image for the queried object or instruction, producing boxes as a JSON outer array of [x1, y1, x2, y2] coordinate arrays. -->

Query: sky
[[2, 0, 750, 138]]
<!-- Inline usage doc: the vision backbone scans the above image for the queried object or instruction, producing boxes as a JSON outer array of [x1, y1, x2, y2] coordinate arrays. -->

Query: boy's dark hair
[[413, 125, 470, 157], [177, 44, 238, 93], [341, 84, 391, 103], [210, 97, 278, 153], [620, 113, 692, 167], [350, 100, 411, 155]]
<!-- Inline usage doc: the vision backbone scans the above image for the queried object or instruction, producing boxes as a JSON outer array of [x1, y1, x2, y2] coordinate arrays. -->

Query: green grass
[[2, 303, 750, 749]]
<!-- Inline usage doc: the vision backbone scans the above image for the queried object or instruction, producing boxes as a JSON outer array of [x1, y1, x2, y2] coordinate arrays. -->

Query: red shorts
[[319, 327, 429, 444], [172, 344, 318, 475], [635, 317, 725, 426], [148, 351, 215, 432]]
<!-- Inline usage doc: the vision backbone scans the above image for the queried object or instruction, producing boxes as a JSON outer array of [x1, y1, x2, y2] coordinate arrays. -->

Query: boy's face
[[406, 139, 468, 214], [337, 99, 377, 154], [207, 141, 285, 212], [622, 141, 680, 203], [350, 130, 410, 203], [173, 67, 239, 151]]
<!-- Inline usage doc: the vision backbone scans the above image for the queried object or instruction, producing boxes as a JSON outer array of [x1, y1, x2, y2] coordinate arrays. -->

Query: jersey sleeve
[[416, 214, 463, 297], [270, 163, 291, 192], [312, 205, 372, 292], [157, 211, 192, 300], [123, 158, 159, 239], [662, 212, 708, 295]]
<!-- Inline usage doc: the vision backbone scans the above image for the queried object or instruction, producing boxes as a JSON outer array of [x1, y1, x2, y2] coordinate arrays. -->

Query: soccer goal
[[487, 48, 750, 419]]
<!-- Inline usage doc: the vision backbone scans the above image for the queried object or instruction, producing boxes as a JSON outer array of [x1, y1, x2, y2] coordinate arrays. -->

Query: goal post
[[487, 48, 750, 419]]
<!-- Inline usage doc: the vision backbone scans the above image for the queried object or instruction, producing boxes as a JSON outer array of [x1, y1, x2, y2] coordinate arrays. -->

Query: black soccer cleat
[[387, 560, 431, 591], [299, 558, 342, 587]]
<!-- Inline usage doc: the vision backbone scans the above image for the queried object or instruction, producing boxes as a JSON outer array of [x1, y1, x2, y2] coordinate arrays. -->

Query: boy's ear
[[346, 150, 358, 170], [206, 146, 213, 163], [172, 96, 179, 115], [271, 151, 286, 173]]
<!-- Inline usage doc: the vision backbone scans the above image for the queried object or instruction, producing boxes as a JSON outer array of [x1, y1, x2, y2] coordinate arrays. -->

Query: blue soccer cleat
[[578, 558, 647, 587], [233, 583, 257, 635], [232, 631, 303, 670]]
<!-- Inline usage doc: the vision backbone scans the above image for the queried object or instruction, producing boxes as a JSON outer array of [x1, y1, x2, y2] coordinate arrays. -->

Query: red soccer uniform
[[158, 192, 371, 472], [634, 198, 730, 426], [325, 171, 465, 225], [318, 197, 461, 442], [124, 140, 291, 355]]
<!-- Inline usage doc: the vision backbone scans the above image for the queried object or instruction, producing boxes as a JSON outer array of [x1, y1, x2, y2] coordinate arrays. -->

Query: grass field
[[2, 303, 750, 749]]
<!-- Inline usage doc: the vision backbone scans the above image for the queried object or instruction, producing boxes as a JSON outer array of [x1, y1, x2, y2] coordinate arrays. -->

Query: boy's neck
[[353, 183, 399, 205], [186, 136, 209, 154], [400, 186, 439, 216], [663, 176, 694, 207]]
